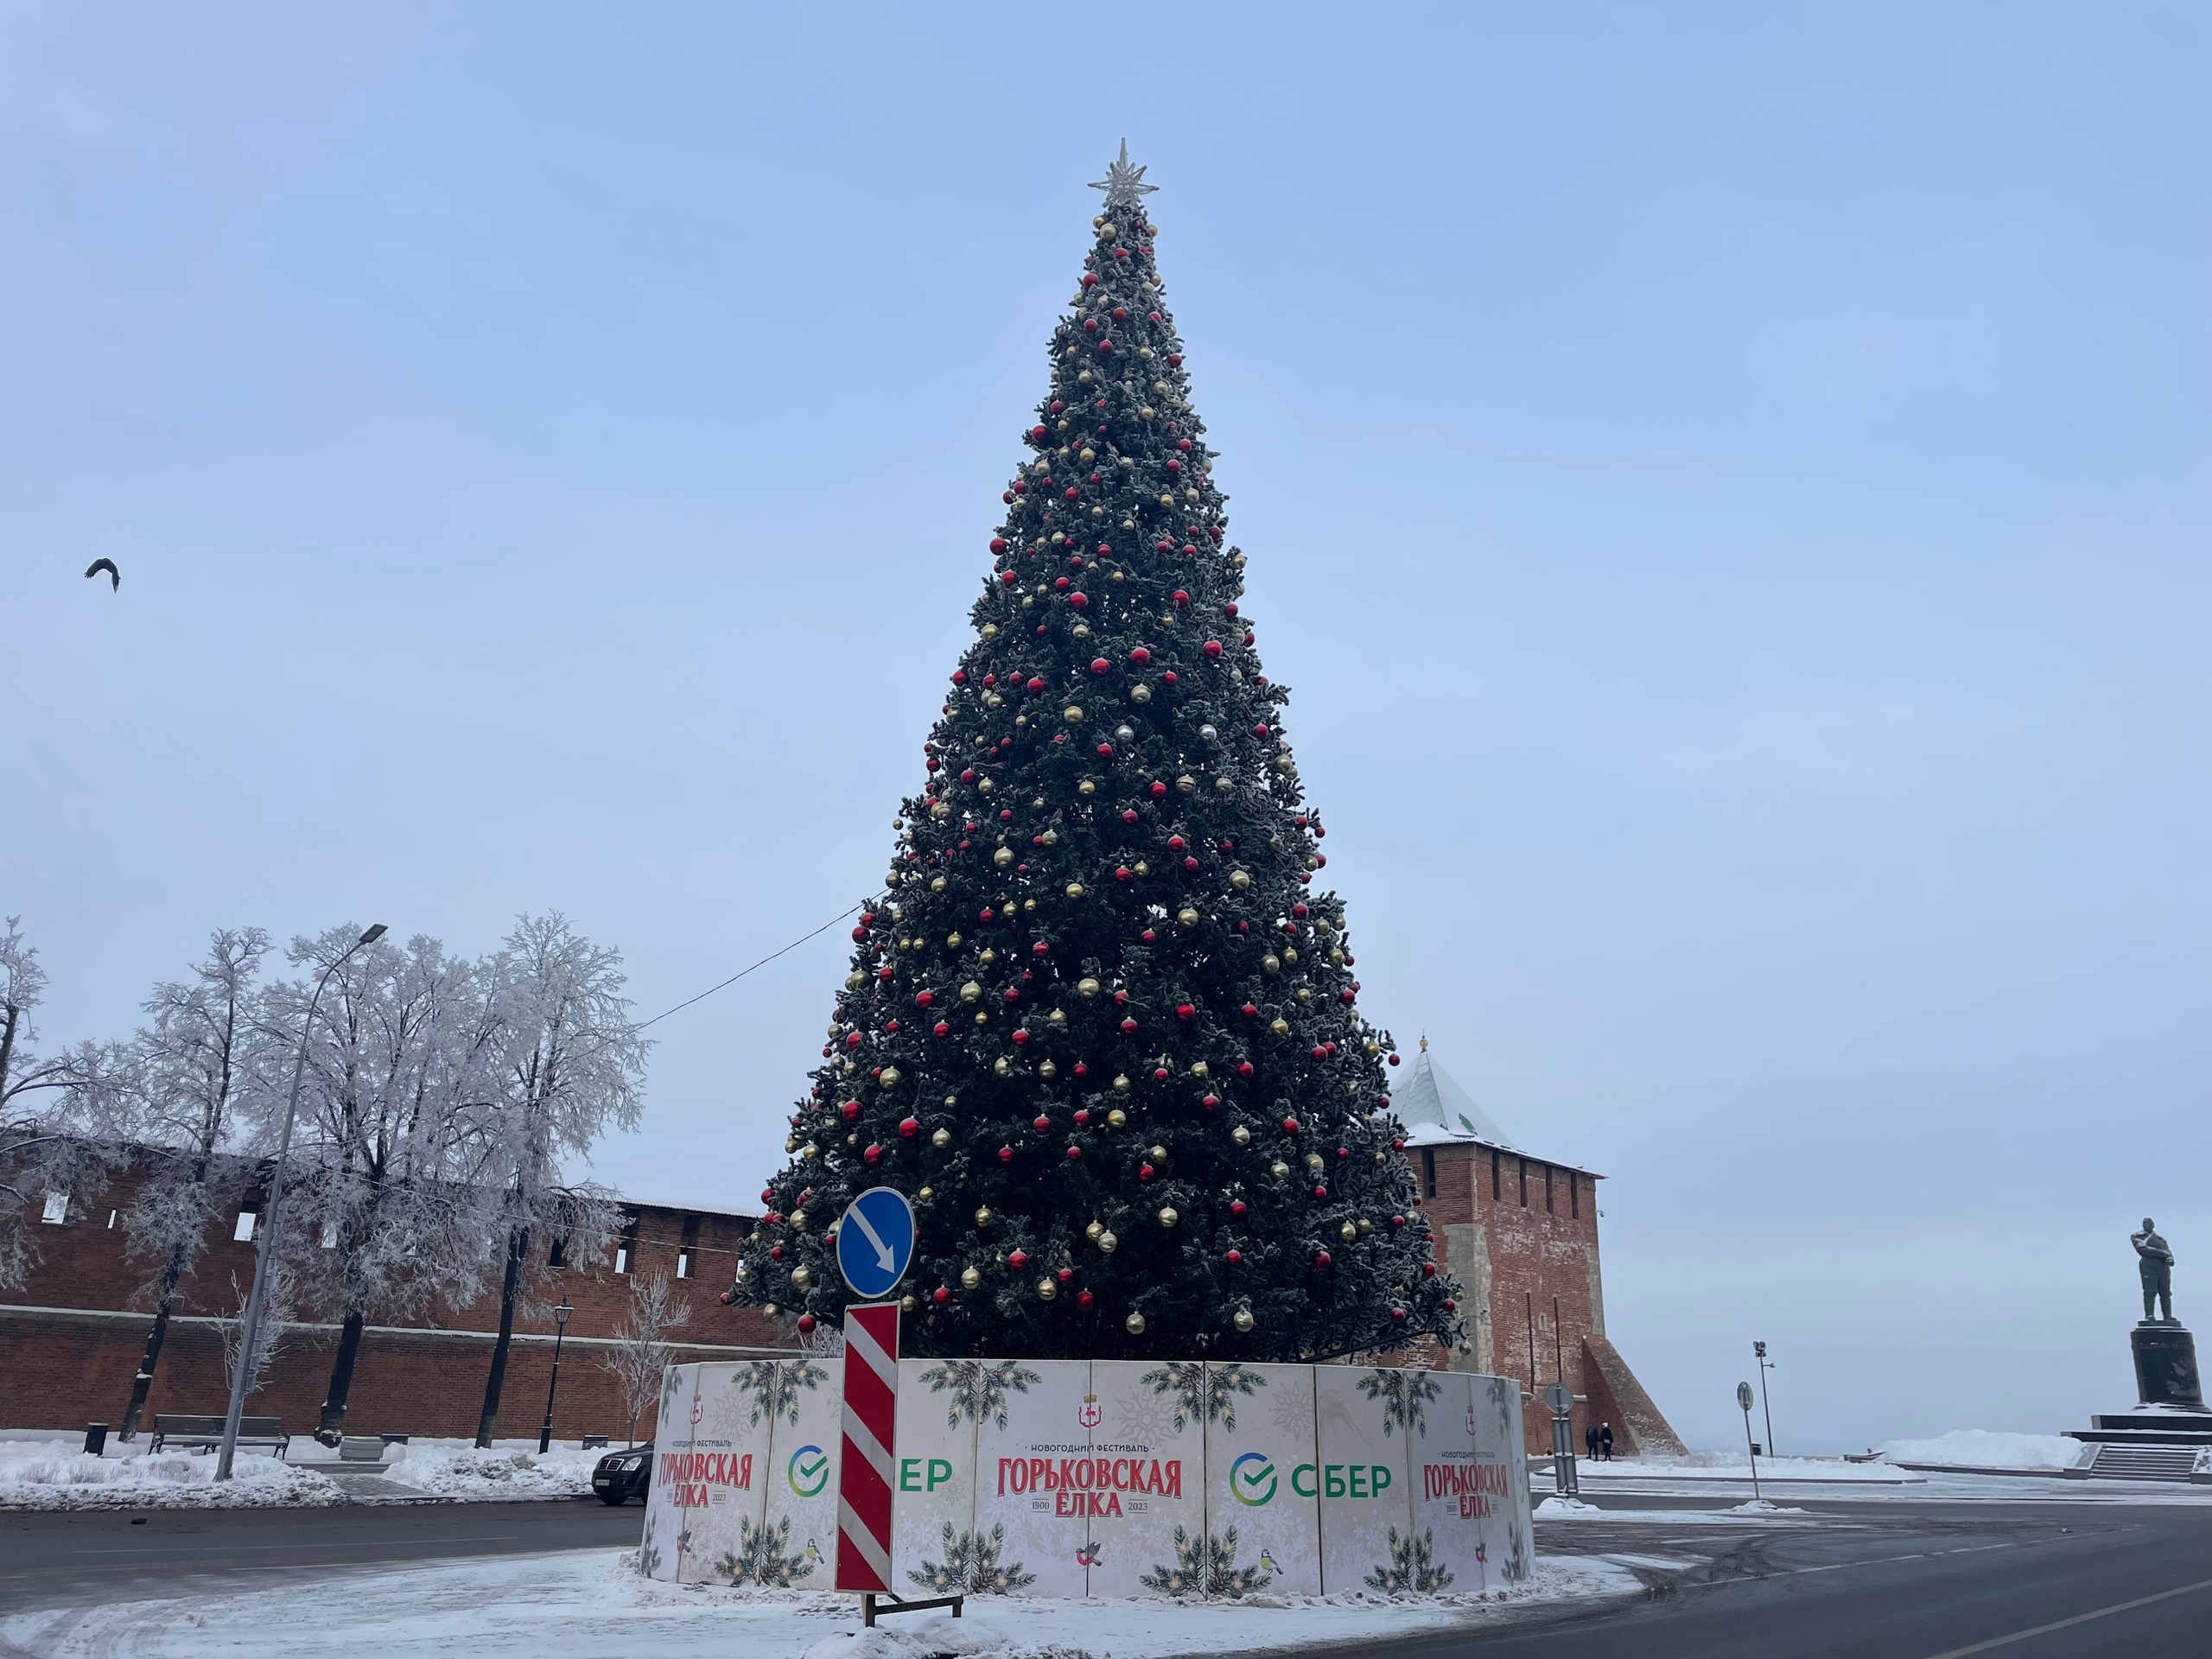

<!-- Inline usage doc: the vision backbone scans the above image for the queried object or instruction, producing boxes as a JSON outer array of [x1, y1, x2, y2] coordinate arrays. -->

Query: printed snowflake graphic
[[918, 1359, 1041, 1428]]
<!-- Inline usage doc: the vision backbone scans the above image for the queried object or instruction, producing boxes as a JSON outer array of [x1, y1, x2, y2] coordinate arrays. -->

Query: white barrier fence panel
[[642, 1358, 1529, 1598]]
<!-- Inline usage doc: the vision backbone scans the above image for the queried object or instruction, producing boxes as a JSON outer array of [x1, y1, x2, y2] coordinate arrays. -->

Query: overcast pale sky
[[7, 3, 2207, 1452]]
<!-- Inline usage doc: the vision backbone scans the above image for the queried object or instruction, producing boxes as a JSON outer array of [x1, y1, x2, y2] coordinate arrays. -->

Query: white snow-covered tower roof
[[1393, 1039, 1520, 1150]]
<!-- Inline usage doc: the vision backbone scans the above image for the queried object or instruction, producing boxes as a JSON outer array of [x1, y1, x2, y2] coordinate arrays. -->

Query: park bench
[[149, 1415, 289, 1457]]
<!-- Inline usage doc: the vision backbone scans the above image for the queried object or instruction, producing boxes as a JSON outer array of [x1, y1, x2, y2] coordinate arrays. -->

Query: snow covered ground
[[0, 1436, 340, 1510], [0, 1547, 1641, 1659], [1877, 1430, 2085, 1471], [379, 1438, 606, 1499], [0, 1431, 608, 1508], [1533, 1450, 1917, 1487]]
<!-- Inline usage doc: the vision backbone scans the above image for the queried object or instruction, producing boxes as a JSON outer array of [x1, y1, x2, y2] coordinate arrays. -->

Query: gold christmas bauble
[[1037, 1278, 1058, 1300], [1077, 977, 1102, 998], [931, 1128, 951, 1148], [975, 1206, 993, 1227], [1039, 1060, 1057, 1078], [790, 1209, 808, 1230], [1178, 907, 1199, 927], [947, 932, 963, 948], [1216, 777, 1234, 793], [801, 1142, 819, 1160], [1270, 1018, 1291, 1038], [1064, 705, 1084, 723], [1125, 1312, 1146, 1334], [1357, 1218, 1373, 1235], [1230, 869, 1250, 889], [1262, 955, 1281, 975], [993, 846, 1014, 868], [1113, 1074, 1131, 1092], [1079, 779, 1096, 796], [1134, 861, 1149, 875], [763, 1303, 779, 1316], [1232, 1125, 1251, 1146], [1233, 1308, 1255, 1333], [1177, 775, 1196, 793], [1158, 1206, 1179, 1229], [879, 1066, 901, 1088], [961, 981, 982, 1002], [918, 1185, 934, 1201], [1271, 1161, 1290, 1179], [1339, 1223, 1357, 1242], [1191, 1061, 1209, 1077], [1149, 1144, 1166, 1160], [1097, 1230, 1118, 1253], [1306, 1153, 1324, 1170], [961, 1266, 982, 1290], [1140, 405, 1155, 420], [1065, 883, 1085, 899], [1107, 1108, 1127, 1128], [1086, 1218, 1103, 1239], [900, 1294, 916, 1313], [1131, 683, 1151, 703], [1283, 948, 1299, 963], [995, 1058, 1011, 1077], [980, 624, 999, 640]]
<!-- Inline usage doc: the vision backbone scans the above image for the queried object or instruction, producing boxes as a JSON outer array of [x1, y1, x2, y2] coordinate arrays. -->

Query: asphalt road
[[6, 1492, 2211, 1658], [0, 1497, 642, 1618], [1353, 1495, 2212, 1659]]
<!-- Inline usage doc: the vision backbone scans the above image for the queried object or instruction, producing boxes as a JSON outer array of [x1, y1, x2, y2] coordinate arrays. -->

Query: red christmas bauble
[[1162, 671, 1177, 686], [1237, 1062, 1254, 1078], [1313, 1185, 1327, 1198], [841, 1101, 861, 1122], [1443, 1298, 1457, 1313], [1421, 1262, 1438, 1278], [1226, 1249, 1243, 1265], [1032, 1113, 1050, 1133], [1058, 1267, 1073, 1283], [1390, 1307, 1407, 1324], [1077, 1289, 1095, 1309], [1315, 1250, 1332, 1268], [1201, 1093, 1219, 1109], [1032, 424, 1048, 439], [1173, 589, 1190, 607], [1096, 742, 1114, 758], [933, 1021, 950, 1038], [1230, 1199, 1248, 1217], [999, 1146, 1014, 1163], [1050, 400, 1065, 413], [1241, 1003, 1258, 1019], [1153, 1067, 1169, 1082], [1067, 1146, 1081, 1160], [1389, 1052, 1401, 1066], [1074, 1109, 1090, 1126], [1091, 658, 1109, 676], [1141, 929, 1157, 944], [899, 1117, 919, 1138], [864, 1144, 882, 1166], [1282, 1116, 1301, 1135], [934, 1287, 952, 1306], [915, 989, 935, 1007], [1068, 591, 1089, 609], [1120, 1017, 1139, 1035], [1150, 780, 1168, 799], [1139, 1163, 1155, 1181], [1130, 646, 1151, 666], [1009, 1249, 1029, 1269], [999, 569, 1017, 587], [798, 1314, 817, 1333], [990, 537, 1007, 553], [1203, 640, 1223, 659]]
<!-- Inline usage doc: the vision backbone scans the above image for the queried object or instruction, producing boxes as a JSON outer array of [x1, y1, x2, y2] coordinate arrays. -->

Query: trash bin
[[84, 1423, 109, 1456]]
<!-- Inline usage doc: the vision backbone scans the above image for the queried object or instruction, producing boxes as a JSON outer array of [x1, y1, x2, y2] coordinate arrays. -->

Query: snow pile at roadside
[[0, 1435, 340, 1510], [1878, 1430, 2082, 1471], [382, 1439, 605, 1499], [2, 1546, 1638, 1657], [1541, 1451, 1912, 1484]]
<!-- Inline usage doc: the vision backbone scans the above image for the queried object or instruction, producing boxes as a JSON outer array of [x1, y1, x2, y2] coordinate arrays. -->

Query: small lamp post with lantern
[[538, 1298, 574, 1454]]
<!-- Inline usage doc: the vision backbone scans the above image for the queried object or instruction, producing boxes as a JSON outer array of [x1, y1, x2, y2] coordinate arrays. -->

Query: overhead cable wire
[[638, 902, 864, 1030]]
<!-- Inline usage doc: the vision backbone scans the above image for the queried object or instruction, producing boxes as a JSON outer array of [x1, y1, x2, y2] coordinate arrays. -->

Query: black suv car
[[591, 1442, 653, 1504]]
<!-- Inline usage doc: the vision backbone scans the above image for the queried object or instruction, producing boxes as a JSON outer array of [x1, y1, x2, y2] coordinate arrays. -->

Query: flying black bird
[[84, 558, 120, 591]]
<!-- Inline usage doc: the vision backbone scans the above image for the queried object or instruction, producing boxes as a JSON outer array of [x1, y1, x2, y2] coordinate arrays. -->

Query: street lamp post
[[1753, 1340, 1777, 1459], [538, 1298, 574, 1454], [216, 923, 386, 1482]]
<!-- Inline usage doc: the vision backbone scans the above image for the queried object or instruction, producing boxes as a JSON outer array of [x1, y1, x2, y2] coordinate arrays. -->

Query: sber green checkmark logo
[[1230, 1452, 1277, 1506], [788, 1444, 829, 1497]]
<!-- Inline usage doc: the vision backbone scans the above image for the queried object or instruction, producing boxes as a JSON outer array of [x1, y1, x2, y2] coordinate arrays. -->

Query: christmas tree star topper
[[1089, 140, 1158, 213]]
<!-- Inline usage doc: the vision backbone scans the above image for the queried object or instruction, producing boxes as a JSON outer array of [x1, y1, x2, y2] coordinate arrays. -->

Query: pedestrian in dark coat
[[1599, 1421, 1616, 1461], [1584, 1421, 1600, 1460]]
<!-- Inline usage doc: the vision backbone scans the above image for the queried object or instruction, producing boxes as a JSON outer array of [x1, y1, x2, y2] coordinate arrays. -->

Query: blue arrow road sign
[[836, 1186, 916, 1300]]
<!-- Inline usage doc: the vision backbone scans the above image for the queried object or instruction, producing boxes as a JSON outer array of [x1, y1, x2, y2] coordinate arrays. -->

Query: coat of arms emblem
[[1077, 1392, 1103, 1429]]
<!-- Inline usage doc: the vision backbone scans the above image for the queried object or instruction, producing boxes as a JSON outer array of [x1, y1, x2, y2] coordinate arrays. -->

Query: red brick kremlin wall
[[1415, 1141, 1685, 1459], [1, 1168, 785, 1441]]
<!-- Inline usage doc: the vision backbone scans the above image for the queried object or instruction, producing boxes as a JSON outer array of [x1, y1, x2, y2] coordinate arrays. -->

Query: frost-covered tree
[[0, 917, 119, 1289], [599, 1268, 690, 1446], [277, 927, 505, 1441], [216, 1262, 300, 1402], [108, 929, 278, 1440], [469, 913, 647, 1446]]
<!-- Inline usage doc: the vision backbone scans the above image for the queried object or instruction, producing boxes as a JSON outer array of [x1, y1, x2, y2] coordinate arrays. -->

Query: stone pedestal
[[2133, 1322, 2203, 1410]]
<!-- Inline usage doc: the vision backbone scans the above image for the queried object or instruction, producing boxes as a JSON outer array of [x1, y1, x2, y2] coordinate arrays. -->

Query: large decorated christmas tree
[[730, 149, 1464, 1363]]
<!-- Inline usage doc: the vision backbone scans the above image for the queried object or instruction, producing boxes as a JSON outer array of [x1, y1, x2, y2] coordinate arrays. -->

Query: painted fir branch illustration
[[737, 1357, 828, 1427], [715, 1515, 814, 1587], [1140, 1359, 1265, 1432], [1355, 1367, 1442, 1436], [1141, 1524, 1274, 1599], [909, 1522, 1037, 1595], [919, 1358, 1042, 1428], [1364, 1526, 1453, 1594]]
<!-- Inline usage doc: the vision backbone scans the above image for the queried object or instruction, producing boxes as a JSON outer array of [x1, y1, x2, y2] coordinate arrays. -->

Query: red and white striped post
[[836, 1302, 899, 1606]]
